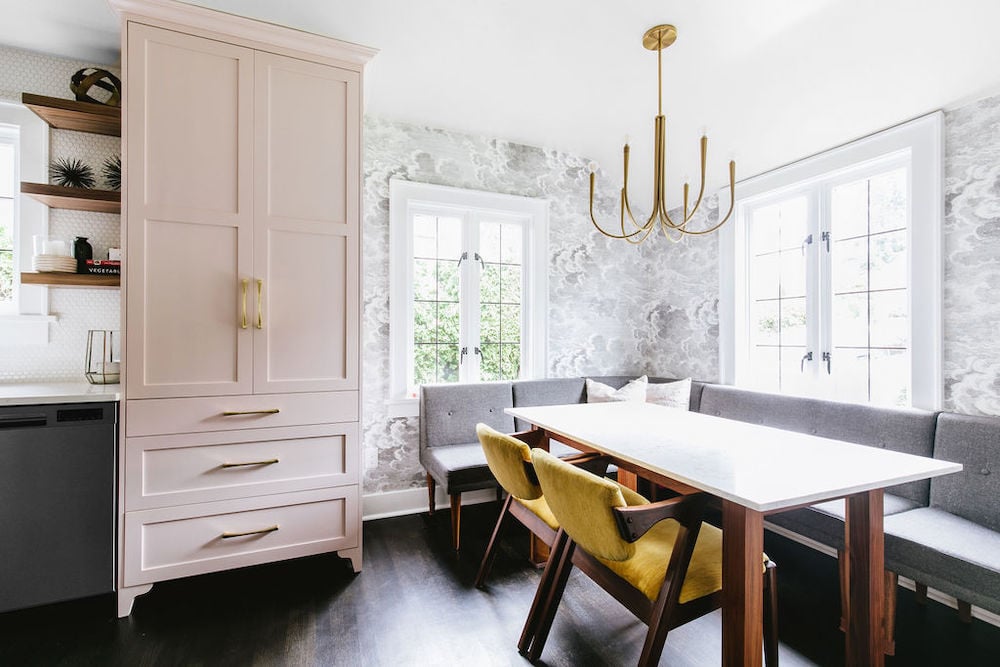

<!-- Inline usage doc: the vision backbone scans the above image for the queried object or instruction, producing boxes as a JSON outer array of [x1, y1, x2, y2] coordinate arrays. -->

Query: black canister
[[74, 236, 93, 273]]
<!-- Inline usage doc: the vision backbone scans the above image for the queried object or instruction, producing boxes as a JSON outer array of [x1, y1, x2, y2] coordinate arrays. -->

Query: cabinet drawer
[[125, 391, 358, 437], [125, 423, 359, 510], [123, 486, 358, 586]]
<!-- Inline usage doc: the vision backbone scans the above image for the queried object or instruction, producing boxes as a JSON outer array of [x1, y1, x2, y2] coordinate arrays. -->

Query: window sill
[[386, 397, 419, 419], [0, 314, 57, 345]]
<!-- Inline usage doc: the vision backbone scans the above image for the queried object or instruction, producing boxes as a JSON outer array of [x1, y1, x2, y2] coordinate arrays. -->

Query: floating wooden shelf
[[22, 93, 121, 136], [20, 182, 121, 214], [20, 272, 120, 288]]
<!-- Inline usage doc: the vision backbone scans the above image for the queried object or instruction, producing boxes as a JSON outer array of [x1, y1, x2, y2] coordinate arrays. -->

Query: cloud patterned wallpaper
[[361, 116, 721, 493], [943, 94, 1000, 417]]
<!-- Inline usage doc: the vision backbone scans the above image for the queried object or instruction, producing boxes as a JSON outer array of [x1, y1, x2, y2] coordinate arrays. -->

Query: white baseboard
[[362, 486, 497, 521], [763, 521, 1000, 629]]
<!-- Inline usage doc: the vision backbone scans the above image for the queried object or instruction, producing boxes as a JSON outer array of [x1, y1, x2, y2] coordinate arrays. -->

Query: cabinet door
[[126, 25, 254, 398], [252, 52, 360, 393]]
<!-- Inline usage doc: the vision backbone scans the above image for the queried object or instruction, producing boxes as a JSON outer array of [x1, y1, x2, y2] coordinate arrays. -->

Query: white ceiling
[[4, 0, 1000, 204]]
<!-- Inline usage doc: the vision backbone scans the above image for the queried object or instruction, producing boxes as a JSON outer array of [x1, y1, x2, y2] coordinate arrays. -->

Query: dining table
[[505, 401, 962, 667]]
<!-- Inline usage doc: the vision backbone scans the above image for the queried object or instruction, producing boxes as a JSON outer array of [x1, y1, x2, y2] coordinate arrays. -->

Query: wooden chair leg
[[475, 494, 512, 589], [884, 570, 897, 656], [519, 530, 569, 655], [450, 493, 462, 551], [526, 537, 577, 662], [914, 582, 928, 605], [763, 560, 779, 667], [426, 473, 436, 516], [958, 600, 973, 624]]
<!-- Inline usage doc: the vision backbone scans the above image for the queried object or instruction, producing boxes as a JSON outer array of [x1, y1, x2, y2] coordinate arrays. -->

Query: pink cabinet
[[125, 30, 360, 399], [113, 0, 374, 618]]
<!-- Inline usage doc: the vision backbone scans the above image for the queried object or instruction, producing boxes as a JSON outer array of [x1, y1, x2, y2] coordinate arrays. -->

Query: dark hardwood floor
[[1, 502, 998, 666]]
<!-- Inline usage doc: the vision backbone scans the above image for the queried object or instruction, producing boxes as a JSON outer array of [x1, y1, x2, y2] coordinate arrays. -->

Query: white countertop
[[507, 402, 962, 512], [0, 382, 121, 406]]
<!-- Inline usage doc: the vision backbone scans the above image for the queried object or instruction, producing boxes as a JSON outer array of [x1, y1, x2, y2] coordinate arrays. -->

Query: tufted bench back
[[420, 382, 514, 450], [930, 413, 1000, 532], [698, 384, 938, 505]]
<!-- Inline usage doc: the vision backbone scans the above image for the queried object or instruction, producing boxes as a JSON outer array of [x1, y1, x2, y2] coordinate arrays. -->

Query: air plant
[[103, 155, 121, 191], [50, 158, 96, 188]]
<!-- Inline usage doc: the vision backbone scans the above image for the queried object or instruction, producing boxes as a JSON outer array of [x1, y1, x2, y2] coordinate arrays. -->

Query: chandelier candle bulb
[[589, 23, 738, 243]]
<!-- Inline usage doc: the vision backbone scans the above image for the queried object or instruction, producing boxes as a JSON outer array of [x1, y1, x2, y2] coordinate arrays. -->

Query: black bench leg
[[426, 473, 436, 516]]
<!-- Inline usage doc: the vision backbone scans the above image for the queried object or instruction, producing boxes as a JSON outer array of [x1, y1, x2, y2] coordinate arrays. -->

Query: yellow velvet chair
[[523, 447, 779, 667], [474, 424, 604, 588]]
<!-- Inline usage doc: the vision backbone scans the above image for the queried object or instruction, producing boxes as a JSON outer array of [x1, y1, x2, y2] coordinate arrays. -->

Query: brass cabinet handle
[[240, 278, 249, 329], [220, 408, 280, 416], [220, 458, 279, 468], [256, 278, 263, 329], [221, 525, 279, 539]]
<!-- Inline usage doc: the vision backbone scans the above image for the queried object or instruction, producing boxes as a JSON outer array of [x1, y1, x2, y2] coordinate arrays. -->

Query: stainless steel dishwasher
[[0, 401, 116, 613]]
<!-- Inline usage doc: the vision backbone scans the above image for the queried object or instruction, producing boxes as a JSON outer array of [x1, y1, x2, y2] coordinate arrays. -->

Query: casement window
[[389, 179, 548, 416], [0, 103, 52, 343], [720, 113, 943, 410]]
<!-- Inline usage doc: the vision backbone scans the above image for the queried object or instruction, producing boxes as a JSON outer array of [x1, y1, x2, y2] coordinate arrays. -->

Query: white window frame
[[388, 179, 549, 417], [0, 101, 54, 344], [719, 112, 943, 410]]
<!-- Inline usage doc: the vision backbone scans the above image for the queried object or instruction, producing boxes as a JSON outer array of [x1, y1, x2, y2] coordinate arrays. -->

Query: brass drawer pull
[[240, 278, 248, 329], [220, 408, 280, 416], [220, 458, 279, 468], [221, 525, 279, 539]]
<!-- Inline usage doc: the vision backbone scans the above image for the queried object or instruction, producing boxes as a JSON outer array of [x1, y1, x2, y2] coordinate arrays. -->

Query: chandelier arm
[[589, 172, 645, 239], [683, 135, 709, 224], [672, 160, 737, 236], [626, 219, 657, 245], [659, 220, 685, 243]]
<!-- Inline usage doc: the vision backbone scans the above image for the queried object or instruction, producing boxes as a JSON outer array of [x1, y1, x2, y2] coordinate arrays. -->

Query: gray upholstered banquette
[[418, 374, 1000, 626], [883, 413, 1000, 615]]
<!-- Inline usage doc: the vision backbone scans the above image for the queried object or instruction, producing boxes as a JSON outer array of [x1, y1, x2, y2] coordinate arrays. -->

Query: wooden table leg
[[845, 489, 885, 667], [722, 500, 764, 667]]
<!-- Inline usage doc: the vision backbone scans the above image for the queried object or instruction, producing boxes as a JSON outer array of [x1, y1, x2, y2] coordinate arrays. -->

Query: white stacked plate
[[32, 254, 78, 273]]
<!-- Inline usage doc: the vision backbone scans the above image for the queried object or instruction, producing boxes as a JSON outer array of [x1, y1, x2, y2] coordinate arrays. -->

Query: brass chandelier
[[589, 24, 736, 244]]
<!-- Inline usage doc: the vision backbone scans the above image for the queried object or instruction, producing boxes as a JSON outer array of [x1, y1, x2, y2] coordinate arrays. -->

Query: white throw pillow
[[646, 377, 692, 410], [586, 375, 648, 403]]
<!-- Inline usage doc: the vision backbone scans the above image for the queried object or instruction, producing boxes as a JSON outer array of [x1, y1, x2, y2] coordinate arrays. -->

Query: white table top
[[506, 402, 962, 513], [0, 382, 121, 406]]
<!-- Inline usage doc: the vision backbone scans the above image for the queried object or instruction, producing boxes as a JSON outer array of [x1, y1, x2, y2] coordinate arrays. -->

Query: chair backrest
[[930, 412, 1000, 532], [476, 424, 542, 501], [531, 448, 638, 562]]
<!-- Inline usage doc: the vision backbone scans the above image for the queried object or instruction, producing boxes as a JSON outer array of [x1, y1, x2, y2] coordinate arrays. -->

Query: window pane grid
[[830, 167, 909, 407]]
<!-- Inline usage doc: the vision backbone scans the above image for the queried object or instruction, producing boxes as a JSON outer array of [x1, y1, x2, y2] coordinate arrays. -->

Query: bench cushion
[[884, 507, 1000, 615], [420, 439, 587, 494], [929, 412, 1000, 533]]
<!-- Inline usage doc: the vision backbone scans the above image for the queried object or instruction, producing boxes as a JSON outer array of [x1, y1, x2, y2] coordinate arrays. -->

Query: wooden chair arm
[[612, 493, 709, 543]]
